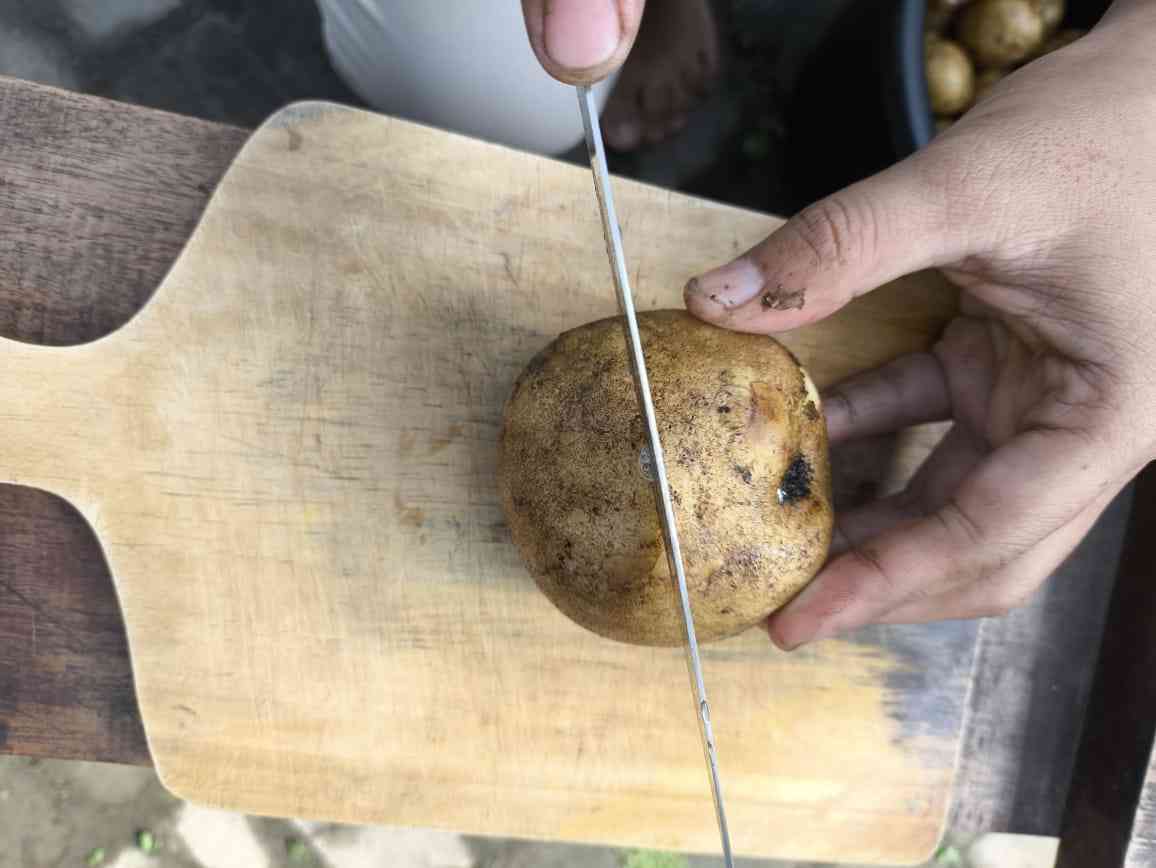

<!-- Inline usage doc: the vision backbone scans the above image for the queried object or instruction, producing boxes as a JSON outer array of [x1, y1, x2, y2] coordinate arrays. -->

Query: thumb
[[521, 0, 645, 86], [685, 156, 962, 334]]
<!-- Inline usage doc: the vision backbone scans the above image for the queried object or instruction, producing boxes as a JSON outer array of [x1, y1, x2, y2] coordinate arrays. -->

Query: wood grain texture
[[0, 76, 245, 765], [948, 487, 1131, 840], [1055, 465, 1156, 868], [0, 76, 248, 345], [0, 487, 149, 765], [0, 99, 969, 863]]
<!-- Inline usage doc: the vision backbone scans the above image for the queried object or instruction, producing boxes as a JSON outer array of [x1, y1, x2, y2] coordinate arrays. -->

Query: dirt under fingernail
[[761, 285, 807, 311]]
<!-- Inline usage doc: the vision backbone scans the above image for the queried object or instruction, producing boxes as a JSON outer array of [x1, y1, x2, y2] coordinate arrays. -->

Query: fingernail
[[544, 0, 620, 70], [686, 255, 764, 310], [766, 620, 804, 651], [768, 615, 838, 650], [766, 577, 830, 649]]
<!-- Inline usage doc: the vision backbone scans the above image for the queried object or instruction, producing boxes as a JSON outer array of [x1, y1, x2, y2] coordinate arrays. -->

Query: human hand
[[520, 0, 646, 85], [684, 0, 1156, 649]]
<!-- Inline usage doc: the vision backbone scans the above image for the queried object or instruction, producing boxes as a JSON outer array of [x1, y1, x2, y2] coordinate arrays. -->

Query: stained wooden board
[[0, 101, 971, 863], [0, 75, 250, 767]]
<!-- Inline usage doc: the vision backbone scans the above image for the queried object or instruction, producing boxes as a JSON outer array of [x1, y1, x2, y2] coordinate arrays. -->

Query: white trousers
[[317, 0, 618, 155]]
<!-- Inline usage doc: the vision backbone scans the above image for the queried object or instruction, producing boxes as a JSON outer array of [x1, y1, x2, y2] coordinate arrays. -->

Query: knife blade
[[575, 84, 735, 868]]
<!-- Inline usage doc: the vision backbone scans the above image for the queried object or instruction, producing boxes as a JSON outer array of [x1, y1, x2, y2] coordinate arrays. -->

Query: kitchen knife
[[575, 84, 735, 868]]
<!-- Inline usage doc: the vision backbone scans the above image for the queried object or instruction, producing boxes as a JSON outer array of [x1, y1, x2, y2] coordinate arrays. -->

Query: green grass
[[934, 843, 964, 865], [621, 850, 690, 868], [285, 837, 310, 862], [136, 829, 157, 853]]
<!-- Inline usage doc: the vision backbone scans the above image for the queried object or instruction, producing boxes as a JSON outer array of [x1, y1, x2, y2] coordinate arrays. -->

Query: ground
[[0, 739, 1050, 867]]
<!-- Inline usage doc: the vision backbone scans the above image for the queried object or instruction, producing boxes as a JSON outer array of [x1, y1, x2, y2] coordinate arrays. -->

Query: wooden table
[[1, 75, 1152, 856]]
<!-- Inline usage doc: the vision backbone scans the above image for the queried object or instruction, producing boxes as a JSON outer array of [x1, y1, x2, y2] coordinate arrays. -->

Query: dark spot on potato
[[720, 607, 734, 616], [718, 405, 731, 414], [779, 453, 813, 504], [804, 400, 820, 421], [286, 127, 303, 151], [559, 379, 613, 435], [734, 464, 753, 485], [677, 444, 702, 469], [728, 547, 762, 572]]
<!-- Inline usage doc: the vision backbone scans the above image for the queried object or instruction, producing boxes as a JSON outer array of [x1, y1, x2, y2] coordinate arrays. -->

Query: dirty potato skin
[[498, 310, 832, 646]]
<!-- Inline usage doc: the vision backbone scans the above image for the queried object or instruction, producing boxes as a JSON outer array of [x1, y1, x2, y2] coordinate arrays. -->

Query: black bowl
[[784, 0, 1110, 211]]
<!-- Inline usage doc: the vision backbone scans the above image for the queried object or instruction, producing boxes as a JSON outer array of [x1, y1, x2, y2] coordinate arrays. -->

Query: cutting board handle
[[0, 337, 104, 498]]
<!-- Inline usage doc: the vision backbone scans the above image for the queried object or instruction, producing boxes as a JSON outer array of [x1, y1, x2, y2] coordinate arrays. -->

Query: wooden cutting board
[[0, 102, 974, 864]]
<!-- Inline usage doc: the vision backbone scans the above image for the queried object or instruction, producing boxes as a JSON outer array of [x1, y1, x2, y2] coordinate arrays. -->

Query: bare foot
[[602, 0, 720, 150]]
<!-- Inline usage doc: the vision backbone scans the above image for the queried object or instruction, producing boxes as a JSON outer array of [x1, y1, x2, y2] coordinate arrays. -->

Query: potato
[[959, 0, 1045, 67], [926, 38, 976, 115], [498, 310, 832, 646], [974, 67, 1007, 100], [1028, 0, 1065, 34]]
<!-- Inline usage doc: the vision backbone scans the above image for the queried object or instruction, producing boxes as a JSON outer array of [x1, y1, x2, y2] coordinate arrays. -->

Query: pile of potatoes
[[926, 0, 1085, 131]]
